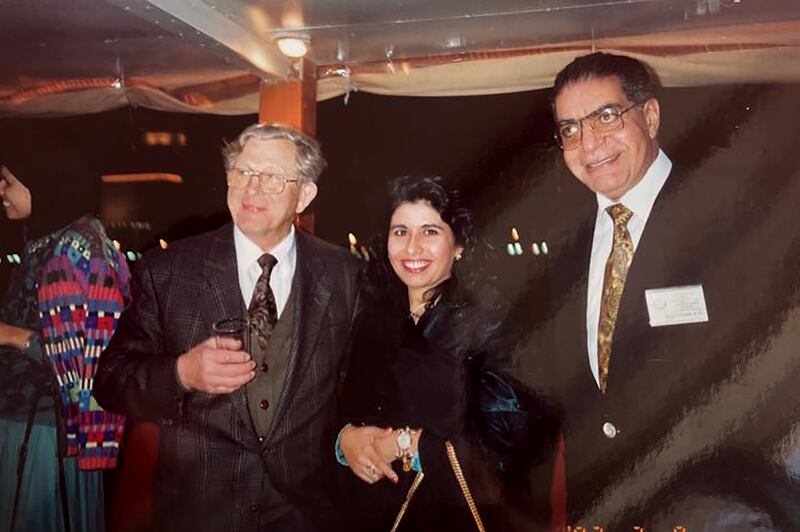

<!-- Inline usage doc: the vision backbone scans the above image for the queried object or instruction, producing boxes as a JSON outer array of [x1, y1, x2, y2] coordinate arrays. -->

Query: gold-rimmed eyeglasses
[[226, 167, 300, 195], [554, 101, 644, 151]]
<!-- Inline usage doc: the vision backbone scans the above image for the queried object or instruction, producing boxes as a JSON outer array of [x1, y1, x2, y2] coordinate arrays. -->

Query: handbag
[[390, 441, 486, 532]]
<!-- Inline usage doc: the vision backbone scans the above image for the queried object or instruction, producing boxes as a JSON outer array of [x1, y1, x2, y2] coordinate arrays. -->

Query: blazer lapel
[[200, 224, 244, 325], [200, 223, 253, 430], [265, 230, 331, 441], [608, 165, 690, 387]]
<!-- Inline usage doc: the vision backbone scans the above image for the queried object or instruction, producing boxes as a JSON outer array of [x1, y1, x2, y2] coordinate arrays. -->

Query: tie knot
[[606, 203, 633, 226], [257, 253, 278, 273]]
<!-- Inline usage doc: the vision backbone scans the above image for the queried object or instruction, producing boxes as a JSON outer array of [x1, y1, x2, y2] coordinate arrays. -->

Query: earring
[[454, 253, 462, 261]]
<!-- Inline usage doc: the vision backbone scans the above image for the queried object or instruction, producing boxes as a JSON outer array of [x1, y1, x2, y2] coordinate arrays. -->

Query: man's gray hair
[[222, 123, 326, 183]]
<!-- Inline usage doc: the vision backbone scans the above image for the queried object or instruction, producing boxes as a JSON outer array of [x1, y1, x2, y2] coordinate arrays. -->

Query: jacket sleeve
[[467, 292, 561, 475], [472, 355, 561, 473], [413, 352, 526, 473], [94, 254, 187, 424]]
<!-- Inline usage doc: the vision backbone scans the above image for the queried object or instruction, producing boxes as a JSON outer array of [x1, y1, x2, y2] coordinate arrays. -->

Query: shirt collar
[[270, 224, 296, 265], [233, 224, 296, 269], [596, 149, 672, 220]]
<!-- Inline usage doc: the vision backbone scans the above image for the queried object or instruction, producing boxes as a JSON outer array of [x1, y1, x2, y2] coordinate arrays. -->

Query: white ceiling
[[1, 0, 798, 115]]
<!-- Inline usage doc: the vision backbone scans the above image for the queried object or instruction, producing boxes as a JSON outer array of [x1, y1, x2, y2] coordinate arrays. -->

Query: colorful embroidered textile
[[36, 215, 130, 469]]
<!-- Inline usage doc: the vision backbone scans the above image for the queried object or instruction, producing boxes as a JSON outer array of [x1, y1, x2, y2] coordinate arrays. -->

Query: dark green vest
[[246, 287, 296, 522], [247, 288, 295, 437]]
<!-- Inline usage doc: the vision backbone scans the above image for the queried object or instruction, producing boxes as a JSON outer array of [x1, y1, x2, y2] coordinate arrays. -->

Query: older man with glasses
[[95, 123, 360, 532], [517, 52, 800, 531]]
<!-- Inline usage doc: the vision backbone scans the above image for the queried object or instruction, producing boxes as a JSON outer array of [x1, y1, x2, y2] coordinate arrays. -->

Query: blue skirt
[[0, 417, 105, 532]]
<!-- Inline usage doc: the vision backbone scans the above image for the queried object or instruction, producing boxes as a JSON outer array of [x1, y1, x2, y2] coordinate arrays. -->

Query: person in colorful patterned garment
[[0, 159, 130, 532]]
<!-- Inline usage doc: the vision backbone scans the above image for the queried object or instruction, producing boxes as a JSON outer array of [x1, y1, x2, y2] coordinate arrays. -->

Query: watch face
[[397, 431, 412, 449]]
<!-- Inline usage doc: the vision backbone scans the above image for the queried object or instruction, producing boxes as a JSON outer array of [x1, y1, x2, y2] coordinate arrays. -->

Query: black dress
[[337, 280, 534, 531]]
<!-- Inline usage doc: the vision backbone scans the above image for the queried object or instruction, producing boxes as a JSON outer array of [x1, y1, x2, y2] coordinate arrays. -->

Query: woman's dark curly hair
[[364, 176, 475, 314]]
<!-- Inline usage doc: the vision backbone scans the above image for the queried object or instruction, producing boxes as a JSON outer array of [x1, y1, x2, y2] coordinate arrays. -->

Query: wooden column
[[258, 59, 317, 135], [258, 59, 318, 234]]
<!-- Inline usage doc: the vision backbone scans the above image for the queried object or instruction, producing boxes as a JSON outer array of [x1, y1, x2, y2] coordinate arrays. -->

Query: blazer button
[[602, 422, 618, 439], [249, 503, 260, 512], [260, 362, 269, 373], [259, 399, 270, 410]]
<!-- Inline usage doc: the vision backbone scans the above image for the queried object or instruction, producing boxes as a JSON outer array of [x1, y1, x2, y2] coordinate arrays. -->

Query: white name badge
[[645, 285, 709, 327]]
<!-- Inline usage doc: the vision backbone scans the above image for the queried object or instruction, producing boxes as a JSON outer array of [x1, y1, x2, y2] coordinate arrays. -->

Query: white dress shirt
[[233, 224, 297, 318], [586, 149, 672, 387]]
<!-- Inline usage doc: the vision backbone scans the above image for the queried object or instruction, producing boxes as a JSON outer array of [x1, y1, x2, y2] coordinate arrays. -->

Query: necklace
[[409, 302, 428, 322]]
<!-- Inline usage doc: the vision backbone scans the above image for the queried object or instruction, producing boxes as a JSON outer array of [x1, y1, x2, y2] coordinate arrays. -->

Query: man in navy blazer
[[95, 123, 360, 532], [519, 52, 800, 530]]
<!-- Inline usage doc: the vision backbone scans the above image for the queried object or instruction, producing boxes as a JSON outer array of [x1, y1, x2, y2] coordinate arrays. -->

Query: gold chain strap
[[390, 471, 425, 532], [389, 442, 485, 532], [446, 440, 486, 532]]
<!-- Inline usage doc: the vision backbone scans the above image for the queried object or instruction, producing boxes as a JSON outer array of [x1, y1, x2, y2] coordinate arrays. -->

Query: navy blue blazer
[[515, 159, 800, 530]]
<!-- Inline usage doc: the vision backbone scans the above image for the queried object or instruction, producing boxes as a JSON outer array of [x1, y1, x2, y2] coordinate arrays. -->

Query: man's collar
[[233, 224, 296, 266], [597, 149, 672, 220], [269, 224, 296, 264]]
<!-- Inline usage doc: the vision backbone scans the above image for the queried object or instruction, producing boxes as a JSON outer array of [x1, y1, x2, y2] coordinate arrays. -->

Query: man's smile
[[242, 202, 266, 213], [586, 153, 620, 169]]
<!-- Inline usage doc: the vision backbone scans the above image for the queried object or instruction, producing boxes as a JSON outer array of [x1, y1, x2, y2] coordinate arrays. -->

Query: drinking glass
[[211, 317, 250, 353]]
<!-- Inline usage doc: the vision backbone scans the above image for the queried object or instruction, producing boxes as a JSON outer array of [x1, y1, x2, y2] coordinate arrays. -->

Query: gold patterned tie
[[249, 253, 278, 349], [597, 203, 634, 394]]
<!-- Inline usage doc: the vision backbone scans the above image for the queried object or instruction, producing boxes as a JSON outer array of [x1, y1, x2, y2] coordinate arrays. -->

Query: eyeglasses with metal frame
[[226, 167, 300, 194], [554, 101, 644, 151]]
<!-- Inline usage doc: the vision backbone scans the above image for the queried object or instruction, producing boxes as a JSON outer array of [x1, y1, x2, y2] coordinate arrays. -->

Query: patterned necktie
[[249, 253, 278, 349], [597, 203, 634, 395]]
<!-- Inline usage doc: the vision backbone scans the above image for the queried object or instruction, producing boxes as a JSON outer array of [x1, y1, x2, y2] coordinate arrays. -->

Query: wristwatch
[[396, 427, 414, 472]]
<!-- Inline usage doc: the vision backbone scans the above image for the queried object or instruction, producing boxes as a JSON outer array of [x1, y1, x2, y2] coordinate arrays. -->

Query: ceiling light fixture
[[275, 35, 310, 58]]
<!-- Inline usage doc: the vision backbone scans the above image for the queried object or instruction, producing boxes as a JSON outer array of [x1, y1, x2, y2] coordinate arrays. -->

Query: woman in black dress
[[336, 176, 537, 531]]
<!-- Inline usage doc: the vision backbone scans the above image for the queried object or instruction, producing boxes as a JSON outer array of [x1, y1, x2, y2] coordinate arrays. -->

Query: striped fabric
[[36, 216, 130, 470]]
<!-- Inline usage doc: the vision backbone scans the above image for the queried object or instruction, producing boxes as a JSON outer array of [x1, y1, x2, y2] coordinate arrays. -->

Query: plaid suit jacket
[[95, 224, 360, 531]]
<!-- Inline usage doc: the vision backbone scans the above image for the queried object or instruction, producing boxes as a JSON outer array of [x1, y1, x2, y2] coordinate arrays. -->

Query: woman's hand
[[0, 321, 34, 350], [340, 425, 399, 484], [373, 429, 400, 464]]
